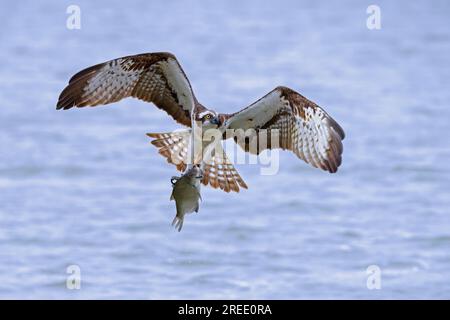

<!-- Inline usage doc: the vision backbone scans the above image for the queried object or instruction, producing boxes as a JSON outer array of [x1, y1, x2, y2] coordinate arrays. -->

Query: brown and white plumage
[[146, 131, 247, 193], [146, 130, 191, 172], [57, 52, 345, 193], [224, 86, 345, 173], [57, 52, 205, 126], [201, 143, 248, 192]]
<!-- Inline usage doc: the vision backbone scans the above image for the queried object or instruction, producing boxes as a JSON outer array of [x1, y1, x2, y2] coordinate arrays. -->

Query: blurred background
[[0, 0, 449, 299]]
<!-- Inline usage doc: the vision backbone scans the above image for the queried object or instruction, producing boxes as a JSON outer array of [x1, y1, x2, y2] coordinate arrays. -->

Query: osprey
[[57, 52, 345, 192]]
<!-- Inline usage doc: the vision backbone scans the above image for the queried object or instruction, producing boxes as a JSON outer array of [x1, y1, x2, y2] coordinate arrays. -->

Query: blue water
[[0, 0, 449, 299]]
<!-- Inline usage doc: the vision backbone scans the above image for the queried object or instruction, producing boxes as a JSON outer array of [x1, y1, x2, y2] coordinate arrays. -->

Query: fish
[[170, 165, 203, 232]]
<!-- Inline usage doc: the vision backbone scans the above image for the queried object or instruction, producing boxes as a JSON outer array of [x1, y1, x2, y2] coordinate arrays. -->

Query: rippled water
[[0, 0, 449, 299]]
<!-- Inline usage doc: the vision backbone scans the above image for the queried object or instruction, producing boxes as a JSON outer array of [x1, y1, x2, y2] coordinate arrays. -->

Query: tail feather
[[171, 216, 183, 232], [146, 131, 190, 172], [146, 131, 248, 193], [201, 143, 248, 193]]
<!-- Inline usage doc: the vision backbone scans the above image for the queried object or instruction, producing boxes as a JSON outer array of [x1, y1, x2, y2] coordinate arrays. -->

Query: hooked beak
[[211, 116, 220, 126]]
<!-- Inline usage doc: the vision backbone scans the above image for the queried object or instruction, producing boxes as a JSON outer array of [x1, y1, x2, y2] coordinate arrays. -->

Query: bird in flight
[[57, 52, 345, 193]]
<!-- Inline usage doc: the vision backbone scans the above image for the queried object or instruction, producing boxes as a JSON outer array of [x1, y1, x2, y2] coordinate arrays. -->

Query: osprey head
[[196, 110, 220, 129]]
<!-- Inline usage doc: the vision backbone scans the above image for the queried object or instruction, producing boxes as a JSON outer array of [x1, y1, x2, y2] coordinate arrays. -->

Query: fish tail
[[171, 216, 184, 232]]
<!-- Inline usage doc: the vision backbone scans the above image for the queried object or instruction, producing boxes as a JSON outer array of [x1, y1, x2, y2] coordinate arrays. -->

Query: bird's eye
[[204, 114, 211, 120]]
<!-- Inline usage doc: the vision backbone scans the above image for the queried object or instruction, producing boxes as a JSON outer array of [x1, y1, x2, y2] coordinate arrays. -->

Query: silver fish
[[170, 165, 203, 232]]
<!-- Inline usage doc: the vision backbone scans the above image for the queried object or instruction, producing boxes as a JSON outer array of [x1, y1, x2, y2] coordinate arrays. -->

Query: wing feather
[[57, 52, 197, 127], [226, 86, 345, 173]]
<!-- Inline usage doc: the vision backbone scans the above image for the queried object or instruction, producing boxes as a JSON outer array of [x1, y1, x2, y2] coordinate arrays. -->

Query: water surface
[[0, 0, 449, 299]]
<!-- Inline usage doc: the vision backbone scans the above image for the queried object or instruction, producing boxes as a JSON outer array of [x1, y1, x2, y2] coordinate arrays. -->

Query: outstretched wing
[[225, 86, 345, 173], [57, 52, 199, 127]]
